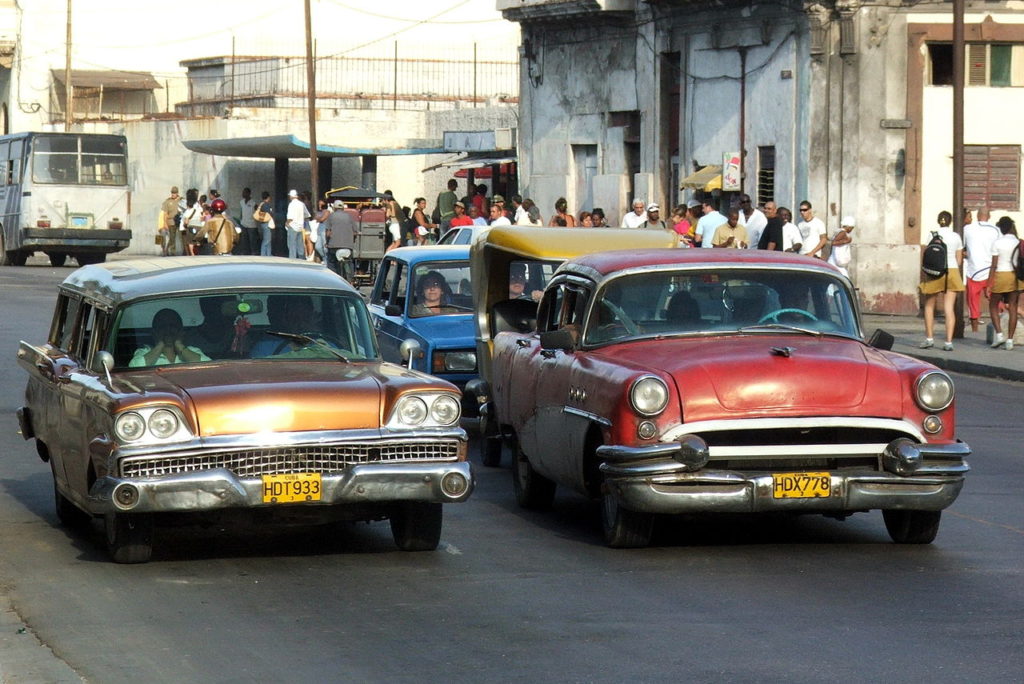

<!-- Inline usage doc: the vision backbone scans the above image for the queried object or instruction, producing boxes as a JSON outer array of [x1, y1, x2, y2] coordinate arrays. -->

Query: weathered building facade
[[500, 0, 1024, 313]]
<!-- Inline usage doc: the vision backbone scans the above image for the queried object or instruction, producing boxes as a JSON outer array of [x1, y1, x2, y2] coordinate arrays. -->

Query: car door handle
[[540, 349, 557, 359], [516, 339, 530, 348]]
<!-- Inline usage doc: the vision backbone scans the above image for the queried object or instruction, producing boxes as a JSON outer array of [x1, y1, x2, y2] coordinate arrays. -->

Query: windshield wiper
[[265, 331, 351, 362], [736, 323, 822, 337]]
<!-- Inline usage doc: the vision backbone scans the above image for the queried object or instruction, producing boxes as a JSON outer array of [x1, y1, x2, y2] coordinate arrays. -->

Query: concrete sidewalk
[[862, 313, 1024, 383]]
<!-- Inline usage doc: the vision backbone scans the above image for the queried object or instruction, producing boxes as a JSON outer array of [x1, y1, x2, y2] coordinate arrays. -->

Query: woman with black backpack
[[986, 216, 1022, 350], [919, 210, 965, 352]]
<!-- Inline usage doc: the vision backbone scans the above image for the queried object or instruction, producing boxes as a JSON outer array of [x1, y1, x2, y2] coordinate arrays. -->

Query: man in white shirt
[[511, 195, 528, 225], [285, 189, 308, 260], [738, 194, 767, 249], [797, 200, 827, 258], [695, 198, 725, 248], [778, 207, 803, 252], [238, 187, 257, 255], [963, 207, 1000, 331], [621, 199, 647, 228], [489, 205, 512, 226]]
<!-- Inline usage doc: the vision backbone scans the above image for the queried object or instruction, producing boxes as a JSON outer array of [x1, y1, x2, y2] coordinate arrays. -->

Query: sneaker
[[942, 341, 954, 351], [991, 333, 1006, 348], [1006, 340, 1014, 351], [919, 339, 934, 349]]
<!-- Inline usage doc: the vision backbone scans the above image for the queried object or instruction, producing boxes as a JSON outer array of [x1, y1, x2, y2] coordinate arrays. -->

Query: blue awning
[[182, 134, 445, 159]]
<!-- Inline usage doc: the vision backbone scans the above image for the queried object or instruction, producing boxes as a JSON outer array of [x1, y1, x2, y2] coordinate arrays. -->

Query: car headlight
[[396, 396, 428, 426], [387, 393, 463, 429], [433, 350, 477, 373], [430, 395, 461, 425], [630, 376, 669, 416], [148, 409, 179, 439], [114, 412, 146, 442], [113, 406, 192, 444], [915, 371, 954, 411]]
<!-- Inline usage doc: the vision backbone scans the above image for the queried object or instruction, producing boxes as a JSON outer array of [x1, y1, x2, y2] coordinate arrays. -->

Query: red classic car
[[483, 249, 970, 547]]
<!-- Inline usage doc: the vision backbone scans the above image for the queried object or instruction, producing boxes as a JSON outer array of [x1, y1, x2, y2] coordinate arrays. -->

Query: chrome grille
[[119, 440, 462, 478]]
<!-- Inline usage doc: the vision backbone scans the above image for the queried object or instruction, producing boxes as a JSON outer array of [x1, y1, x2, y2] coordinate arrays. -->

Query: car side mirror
[[539, 329, 575, 351], [867, 328, 894, 351], [95, 351, 115, 384], [399, 339, 423, 369], [385, 304, 402, 317]]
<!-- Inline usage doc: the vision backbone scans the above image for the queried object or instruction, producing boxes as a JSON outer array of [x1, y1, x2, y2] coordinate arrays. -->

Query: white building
[[499, 0, 1024, 314]]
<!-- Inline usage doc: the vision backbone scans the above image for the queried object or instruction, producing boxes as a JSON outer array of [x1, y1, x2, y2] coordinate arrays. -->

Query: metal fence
[[184, 44, 520, 112]]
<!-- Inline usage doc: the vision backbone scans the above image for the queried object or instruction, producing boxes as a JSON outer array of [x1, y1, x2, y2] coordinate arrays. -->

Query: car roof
[[475, 225, 677, 259], [60, 256, 357, 309], [563, 248, 844, 278], [384, 245, 471, 264]]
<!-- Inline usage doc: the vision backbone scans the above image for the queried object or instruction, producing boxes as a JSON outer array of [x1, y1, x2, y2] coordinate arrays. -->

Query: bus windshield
[[32, 134, 127, 186]]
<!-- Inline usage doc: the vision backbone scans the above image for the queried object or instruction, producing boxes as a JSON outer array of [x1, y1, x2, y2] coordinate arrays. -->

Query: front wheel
[[601, 489, 654, 548], [390, 502, 442, 551], [104, 512, 154, 563], [883, 509, 941, 544], [512, 444, 556, 510]]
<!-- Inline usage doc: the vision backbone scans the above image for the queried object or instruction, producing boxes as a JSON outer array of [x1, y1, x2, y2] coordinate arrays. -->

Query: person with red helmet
[[193, 196, 238, 255]]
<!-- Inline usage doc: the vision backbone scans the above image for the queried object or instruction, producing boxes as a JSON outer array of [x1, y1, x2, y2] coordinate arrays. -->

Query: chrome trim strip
[[563, 406, 612, 427], [661, 417, 926, 443], [709, 443, 888, 458]]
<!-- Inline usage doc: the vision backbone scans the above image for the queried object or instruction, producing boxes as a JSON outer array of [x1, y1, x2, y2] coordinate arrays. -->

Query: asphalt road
[[0, 259, 1021, 683]]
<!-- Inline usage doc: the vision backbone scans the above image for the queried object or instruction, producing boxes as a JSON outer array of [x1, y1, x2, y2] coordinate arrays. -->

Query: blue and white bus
[[0, 132, 132, 267]]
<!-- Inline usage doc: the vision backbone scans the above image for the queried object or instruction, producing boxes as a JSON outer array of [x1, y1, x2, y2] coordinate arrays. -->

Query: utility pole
[[952, 0, 965, 338], [64, 0, 72, 131], [304, 0, 319, 206]]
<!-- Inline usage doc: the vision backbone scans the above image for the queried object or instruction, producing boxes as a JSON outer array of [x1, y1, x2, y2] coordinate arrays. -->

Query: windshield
[[109, 292, 378, 368], [409, 261, 473, 317], [583, 268, 859, 346]]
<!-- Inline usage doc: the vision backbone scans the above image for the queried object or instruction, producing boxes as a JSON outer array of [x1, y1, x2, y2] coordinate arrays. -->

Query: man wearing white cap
[[639, 203, 668, 230], [827, 216, 855, 277], [285, 189, 308, 260]]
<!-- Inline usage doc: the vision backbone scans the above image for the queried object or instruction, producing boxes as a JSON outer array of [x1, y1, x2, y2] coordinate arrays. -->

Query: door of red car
[[528, 281, 592, 481]]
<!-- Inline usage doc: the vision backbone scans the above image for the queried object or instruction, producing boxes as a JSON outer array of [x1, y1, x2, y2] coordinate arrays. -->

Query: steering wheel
[[272, 331, 346, 356], [757, 308, 818, 324], [599, 300, 640, 336]]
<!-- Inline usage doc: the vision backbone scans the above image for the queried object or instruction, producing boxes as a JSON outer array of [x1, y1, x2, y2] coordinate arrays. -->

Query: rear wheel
[[104, 512, 154, 563], [48, 252, 67, 267], [390, 502, 442, 551], [75, 253, 107, 266], [883, 509, 941, 544], [601, 486, 654, 548], [512, 443, 556, 509]]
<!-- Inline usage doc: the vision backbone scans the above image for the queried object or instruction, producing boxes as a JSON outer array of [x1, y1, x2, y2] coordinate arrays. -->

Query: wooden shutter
[[964, 145, 1020, 211], [967, 44, 988, 86]]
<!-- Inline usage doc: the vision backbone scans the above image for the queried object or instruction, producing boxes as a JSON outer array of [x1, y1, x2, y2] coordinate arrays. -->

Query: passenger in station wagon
[[130, 309, 210, 367]]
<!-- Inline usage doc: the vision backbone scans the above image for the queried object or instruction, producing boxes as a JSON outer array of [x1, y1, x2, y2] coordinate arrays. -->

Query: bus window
[[0, 142, 8, 184], [9, 139, 22, 185], [81, 135, 127, 185], [32, 135, 79, 184]]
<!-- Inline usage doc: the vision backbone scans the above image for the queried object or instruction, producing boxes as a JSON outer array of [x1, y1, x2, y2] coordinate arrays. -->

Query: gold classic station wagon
[[16, 257, 472, 562]]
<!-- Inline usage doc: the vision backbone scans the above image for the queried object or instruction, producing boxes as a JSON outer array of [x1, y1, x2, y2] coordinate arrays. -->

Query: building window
[[757, 146, 775, 206], [928, 44, 953, 86], [928, 43, 1024, 86], [964, 145, 1020, 211]]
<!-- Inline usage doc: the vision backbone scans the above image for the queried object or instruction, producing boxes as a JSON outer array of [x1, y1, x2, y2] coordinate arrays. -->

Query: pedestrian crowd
[[918, 207, 1023, 352]]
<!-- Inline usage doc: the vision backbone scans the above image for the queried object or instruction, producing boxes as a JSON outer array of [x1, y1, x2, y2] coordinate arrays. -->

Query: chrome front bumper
[[597, 438, 970, 515], [88, 461, 474, 515]]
